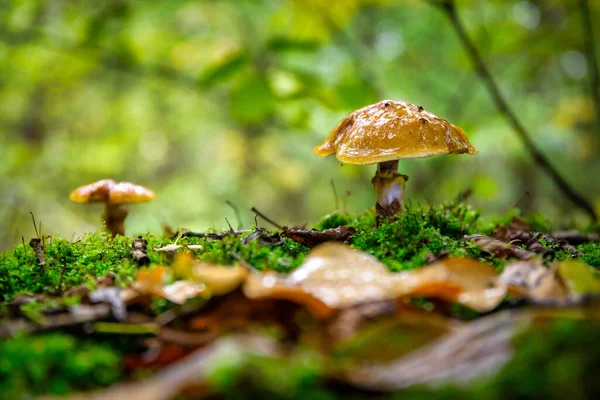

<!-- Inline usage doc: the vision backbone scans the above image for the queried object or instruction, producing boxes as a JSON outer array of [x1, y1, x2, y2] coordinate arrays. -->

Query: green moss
[[578, 243, 600, 268], [4, 203, 593, 306], [349, 203, 484, 271], [317, 212, 354, 230], [0, 232, 155, 301], [0, 333, 123, 399], [2, 204, 600, 398]]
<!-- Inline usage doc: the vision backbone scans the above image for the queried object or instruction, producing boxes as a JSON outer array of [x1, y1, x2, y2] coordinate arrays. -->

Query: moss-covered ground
[[1, 203, 600, 398]]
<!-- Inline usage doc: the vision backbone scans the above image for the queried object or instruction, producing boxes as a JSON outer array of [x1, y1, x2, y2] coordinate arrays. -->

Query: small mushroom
[[70, 179, 155, 237], [314, 100, 477, 217]]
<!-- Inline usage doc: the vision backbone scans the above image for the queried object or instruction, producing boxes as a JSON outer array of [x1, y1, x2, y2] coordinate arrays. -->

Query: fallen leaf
[[193, 263, 248, 295], [340, 306, 600, 390], [400, 257, 505, 312], [244, 243, 393, 318], [556, 260, 600, 296], [133, 266, 206, 304], [282, 226, 356, 247], [466, 234, 535, 260], [89, 287, 128, 321], [329, 306, 461, 362], [499, 260, 568, 302], [244, 243, 506, 315], [493, 216, 581, 257], [172, 252, 249, 296], [162, 281, 207, 305], [133, 266, 168, 298]]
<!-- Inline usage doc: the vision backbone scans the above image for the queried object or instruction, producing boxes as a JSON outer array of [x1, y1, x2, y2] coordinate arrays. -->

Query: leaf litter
[[4, 213, 600, 399]]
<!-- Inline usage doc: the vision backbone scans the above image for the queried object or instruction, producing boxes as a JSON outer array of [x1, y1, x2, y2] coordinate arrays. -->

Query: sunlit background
[[1, 0, 599, 251]]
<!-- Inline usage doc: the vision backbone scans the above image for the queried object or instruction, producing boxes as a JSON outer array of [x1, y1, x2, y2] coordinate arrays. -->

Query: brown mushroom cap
[[70, 179, 155, 204], [314, 100, 477, 165]]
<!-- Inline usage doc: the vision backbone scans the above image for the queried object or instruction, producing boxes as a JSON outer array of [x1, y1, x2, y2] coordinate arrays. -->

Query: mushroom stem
[[372, 160, 407, 219], [103, 204, 128, 237]]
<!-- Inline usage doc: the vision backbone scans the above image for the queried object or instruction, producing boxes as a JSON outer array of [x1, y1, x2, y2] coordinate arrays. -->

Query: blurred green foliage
[[1, 0, 599, 250], [204, 319, 600, 400], [0, 333, 123, 399]]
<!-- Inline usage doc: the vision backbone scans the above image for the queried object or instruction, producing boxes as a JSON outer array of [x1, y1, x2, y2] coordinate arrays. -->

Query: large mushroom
[[314, 100, 477, 218], [70, 179, 155, 237]]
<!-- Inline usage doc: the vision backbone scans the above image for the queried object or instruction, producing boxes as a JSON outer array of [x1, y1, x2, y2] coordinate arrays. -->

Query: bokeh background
[[1, 0, 599, 251]]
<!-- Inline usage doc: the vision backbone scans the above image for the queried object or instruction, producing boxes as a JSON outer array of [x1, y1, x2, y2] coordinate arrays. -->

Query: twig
[[225, 218, 234, 232], [435, 0, 597, 221], [579, 0, 600, 137], [225, 200, 243, 229], [179, 229, 251, 240], [29, 238, 46, 267], [250, 207, 283, 229], [30, 211, 39, 238]]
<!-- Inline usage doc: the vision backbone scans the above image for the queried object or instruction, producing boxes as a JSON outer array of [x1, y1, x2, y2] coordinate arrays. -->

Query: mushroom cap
[[70, 179, 155, 204], [314, 100, 477, 165]]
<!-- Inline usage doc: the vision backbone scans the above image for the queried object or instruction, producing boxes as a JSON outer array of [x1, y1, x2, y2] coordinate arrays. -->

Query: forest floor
[[2, 203, 600, 399]]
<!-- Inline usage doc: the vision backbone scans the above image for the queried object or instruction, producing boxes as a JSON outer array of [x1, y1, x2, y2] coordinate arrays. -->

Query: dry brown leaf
[[466, 234, 535, 260], [400, 257, 505, 312], [133, 266, 168, 298], [244, 243, 506, 315], [132, 266, 206, 305], [281, 226, 356, 247], [172, 253, 248, 296], [243, 243, 393, 318], [499, 260, 568, 302], [192, 263, 248, 295]]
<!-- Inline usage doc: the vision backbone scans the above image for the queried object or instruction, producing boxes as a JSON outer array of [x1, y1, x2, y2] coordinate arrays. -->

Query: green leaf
[[266, 37, 321, 53], [199, 52, 249, 88], [556, 260, 600, 295], [229, 75, 276, 125], [336, 79, 379, 110]]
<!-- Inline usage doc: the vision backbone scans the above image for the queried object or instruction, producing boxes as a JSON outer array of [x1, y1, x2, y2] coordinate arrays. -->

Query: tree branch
[[579, 0, 600, 137], [435, 0, 597, 221]]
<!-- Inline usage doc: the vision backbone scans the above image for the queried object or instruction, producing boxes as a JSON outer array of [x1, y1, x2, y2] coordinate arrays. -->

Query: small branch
[[579, 0, 600, 137], [28, 238, 46, 267], [435, 1, 597, 221], [250, 207, 283, 229], [178, 229, 251, 240]]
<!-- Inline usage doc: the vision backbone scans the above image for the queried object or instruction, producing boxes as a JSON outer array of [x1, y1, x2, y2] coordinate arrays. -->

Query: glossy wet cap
[[70, 179, 155, 204], [314, 100, 477, 164]]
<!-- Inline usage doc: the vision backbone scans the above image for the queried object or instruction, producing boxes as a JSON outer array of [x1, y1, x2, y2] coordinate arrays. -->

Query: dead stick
[[435, 0, 597, 221], [179, 229, 251, 240], [29, 238, 46, 267], [250, 207, 283, 229]]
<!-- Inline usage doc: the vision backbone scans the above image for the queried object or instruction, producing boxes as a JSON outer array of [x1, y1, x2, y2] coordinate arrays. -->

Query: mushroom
[[314, 100, 477, 218], [70, 179, 155, 237]]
